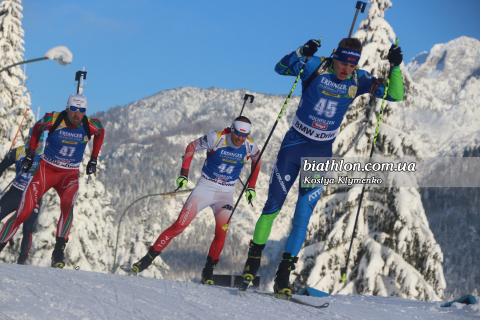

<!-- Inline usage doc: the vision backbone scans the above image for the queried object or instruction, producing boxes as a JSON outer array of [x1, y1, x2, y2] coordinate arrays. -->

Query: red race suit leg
[[207, 190, 234, 260], [52, 168, 79, 240], [0, 160, 58, 243]]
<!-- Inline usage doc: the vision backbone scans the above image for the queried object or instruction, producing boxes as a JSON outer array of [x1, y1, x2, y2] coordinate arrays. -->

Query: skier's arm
[[248, 152, 261, 188], [88, 118, 105, 158], [181, 132, 216, 176], [0, 147, 17, 177], [385, 66, 404, 101], [275, 52, 323, 81], [28, 114, 53, 150], [356, 68, 404, 102]]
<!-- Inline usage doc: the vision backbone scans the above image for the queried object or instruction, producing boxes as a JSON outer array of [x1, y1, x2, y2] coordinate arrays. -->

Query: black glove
[[86, 157, 97, 175], [301, 39, 321, 57], [21, 151, 35, 173], [388, 44, 403, 67]]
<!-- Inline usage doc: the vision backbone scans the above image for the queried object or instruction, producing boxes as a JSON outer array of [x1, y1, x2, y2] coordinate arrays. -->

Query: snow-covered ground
[[1, 263, 478, 319]]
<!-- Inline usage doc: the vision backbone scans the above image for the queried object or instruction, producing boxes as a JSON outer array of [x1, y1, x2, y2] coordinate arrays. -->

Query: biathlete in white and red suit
[[0, 94, 104, 268], [126, 116, 261, 285]]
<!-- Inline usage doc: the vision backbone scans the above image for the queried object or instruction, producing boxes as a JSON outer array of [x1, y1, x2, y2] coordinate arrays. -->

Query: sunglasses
[[233, 128, 249, 137], [69, 105, 86, 113]]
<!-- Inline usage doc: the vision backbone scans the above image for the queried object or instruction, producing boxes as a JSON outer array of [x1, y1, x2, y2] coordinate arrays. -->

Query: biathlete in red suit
[[0, 94, 104, 268], [123, 116, 261, 285]]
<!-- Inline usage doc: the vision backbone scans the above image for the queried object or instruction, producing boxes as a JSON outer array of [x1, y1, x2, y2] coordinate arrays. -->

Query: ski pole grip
[[390, 38, 400, 68], [244, 94, 254, 103], [356, 1, 367, 13]]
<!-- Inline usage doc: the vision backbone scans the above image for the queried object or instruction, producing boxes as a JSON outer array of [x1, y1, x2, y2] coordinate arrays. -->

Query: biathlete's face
[[231, 130, 248, 147], [66, 106, 86, 126], [332, 59, 357, 80]]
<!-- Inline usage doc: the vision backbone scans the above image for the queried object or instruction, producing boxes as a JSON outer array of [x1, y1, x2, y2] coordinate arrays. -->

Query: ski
[[238, 281, 250, 292], [246, 290, 329, 309], [120, 265, 138, 276]]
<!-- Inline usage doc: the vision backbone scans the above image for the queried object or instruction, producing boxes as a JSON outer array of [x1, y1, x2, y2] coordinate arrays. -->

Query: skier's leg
[[252, 151, 300, 246], [0, 161, 53, 248], [18, 198, 42, 264], [208, 190, 234, 260], [275, 142, 331, 294], [131, 181, 214, 274], [151, 182, 213, 253], [0, 187, 24, 222], [284, 184, 325, 257], [51, 169, 79, 268], [200, 190, 234, 284], [53, 169, 79, 241], [242, 138, 303, 284], [272, 184, 324, 294]]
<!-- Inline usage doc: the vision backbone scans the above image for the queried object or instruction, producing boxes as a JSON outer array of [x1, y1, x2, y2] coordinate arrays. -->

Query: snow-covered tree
[[114, 197, 170, 278], [0, 0, 33, 156], [0, 0, 34, 262], [292, 0, 446, 301], [0, 0, 31, 125]]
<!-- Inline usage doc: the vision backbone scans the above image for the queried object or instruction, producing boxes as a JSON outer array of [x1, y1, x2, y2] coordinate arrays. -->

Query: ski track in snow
[[0, 263, 478, 319]]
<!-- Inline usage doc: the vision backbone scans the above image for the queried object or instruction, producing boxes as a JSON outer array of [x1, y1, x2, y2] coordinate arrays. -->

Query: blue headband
[[332, 47, 361, 65]]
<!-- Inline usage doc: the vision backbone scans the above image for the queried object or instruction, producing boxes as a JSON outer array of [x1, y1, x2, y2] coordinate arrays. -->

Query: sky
[[18, 0, 480, 116]]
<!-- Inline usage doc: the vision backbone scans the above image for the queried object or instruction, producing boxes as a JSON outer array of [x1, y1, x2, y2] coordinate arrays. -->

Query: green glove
[[176, 175, 188, 190], [245, 187, 256, 203]]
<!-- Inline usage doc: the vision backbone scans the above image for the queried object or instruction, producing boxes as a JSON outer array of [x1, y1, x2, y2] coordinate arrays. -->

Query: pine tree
[[292, 0, 446, 301], [0, 0, 34, 263], [0, 0, 32, 144], [115, 197, 170, 278]]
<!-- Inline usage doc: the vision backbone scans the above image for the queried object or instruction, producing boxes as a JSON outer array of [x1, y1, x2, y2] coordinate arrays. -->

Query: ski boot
[[201, 256, 219, 285], [239, 241, 265, 291], [131, 247, 160, 274], [51, 237, 66, 268], [273, 252, 298, 296], [17, 254, 28, 265]]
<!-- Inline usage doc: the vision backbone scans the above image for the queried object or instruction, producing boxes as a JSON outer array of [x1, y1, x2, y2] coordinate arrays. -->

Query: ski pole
[[340, 38, 400, 283], [348, 1, 367, 38], [222, 40, 322, 231], [233, 94, 255, 207], [239, 94, 254, 117], [6, 108, 29, 157]]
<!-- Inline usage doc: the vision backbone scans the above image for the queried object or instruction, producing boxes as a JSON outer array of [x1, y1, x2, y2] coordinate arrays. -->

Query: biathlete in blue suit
[[241, 38, 404, 294]]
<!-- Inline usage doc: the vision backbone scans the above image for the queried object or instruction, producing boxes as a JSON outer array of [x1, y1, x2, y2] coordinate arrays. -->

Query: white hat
[[67, 93, 87, 110]]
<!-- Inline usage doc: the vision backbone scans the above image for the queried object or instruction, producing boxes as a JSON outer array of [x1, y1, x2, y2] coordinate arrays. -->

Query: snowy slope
[[1, 263, 478, 319]]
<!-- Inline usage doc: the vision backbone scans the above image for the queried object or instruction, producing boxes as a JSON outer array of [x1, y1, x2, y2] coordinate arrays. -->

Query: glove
[[301, 39, 321, 57], [21, 151, 35, 173], [387, 44, 403, 67], [86, 157, 97, 175], [176, 169, 188, 190], [176, 175, 188, 190], [245, 187, 256, 203]]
